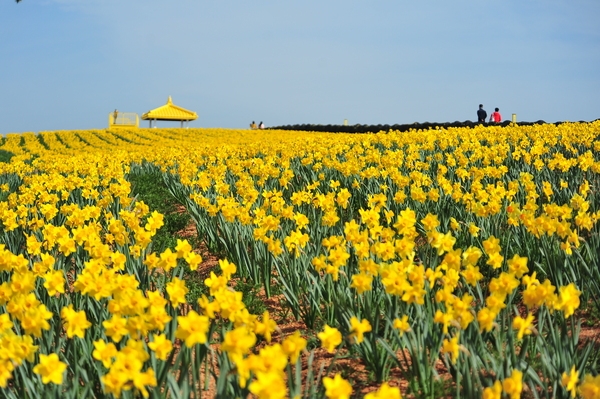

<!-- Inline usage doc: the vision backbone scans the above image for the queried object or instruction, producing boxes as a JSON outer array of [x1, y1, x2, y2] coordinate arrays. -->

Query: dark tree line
[[267, 119, 600, 134]]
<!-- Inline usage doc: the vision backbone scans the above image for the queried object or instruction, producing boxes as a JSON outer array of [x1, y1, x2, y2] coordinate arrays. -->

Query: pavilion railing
[[108, 112, 139, 128]]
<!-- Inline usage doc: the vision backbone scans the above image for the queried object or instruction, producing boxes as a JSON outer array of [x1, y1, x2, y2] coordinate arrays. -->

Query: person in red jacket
[[489, 108, 502, 123]]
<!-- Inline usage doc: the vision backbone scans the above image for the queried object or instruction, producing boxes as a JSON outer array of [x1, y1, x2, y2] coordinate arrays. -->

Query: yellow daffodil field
[[1, 122, 600, 398]]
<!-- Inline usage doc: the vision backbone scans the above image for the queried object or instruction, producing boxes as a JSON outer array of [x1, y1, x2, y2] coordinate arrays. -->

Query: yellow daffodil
[[33, 353, 67, 385], [502, 369, 523, 399], [561, 366, 578, 398], [349, 316, 372, 344], [323, 373, 353, 399], [318, 325, 342, 354]]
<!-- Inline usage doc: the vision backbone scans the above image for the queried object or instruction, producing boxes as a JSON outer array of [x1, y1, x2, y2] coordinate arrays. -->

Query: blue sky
[[1, 0, 599, 133]]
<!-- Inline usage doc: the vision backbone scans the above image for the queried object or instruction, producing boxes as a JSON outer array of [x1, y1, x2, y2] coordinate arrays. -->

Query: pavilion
[[141, 96, 198, 128]]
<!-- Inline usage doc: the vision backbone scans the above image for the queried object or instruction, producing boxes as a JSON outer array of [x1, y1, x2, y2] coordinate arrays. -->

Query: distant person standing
[[259, 121, 265, 129], [490, 108, 502, 123], [250, 121, 257, 129], [477, 104, 487, 123], [113, 109, 119, 124]]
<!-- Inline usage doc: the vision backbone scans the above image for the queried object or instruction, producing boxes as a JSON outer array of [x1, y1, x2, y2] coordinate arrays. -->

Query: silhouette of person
[[477, 104, 487, 123]]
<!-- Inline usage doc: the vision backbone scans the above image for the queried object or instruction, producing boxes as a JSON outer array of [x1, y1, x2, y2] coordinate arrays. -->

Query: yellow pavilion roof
[[141, 96, 198, 121]]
